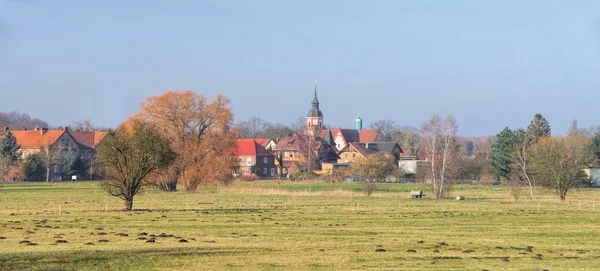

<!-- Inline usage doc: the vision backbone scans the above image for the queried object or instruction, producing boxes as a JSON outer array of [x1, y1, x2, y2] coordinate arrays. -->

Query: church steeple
[[312, 81, 319, 109], [305, 81, 324, 136]]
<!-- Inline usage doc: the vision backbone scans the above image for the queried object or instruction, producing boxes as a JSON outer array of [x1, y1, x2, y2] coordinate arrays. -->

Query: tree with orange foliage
[[134, 90, 236, 191]]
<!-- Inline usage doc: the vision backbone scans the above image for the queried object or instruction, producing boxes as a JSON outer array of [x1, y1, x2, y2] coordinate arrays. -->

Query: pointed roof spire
[[313, 80, 318, 100]]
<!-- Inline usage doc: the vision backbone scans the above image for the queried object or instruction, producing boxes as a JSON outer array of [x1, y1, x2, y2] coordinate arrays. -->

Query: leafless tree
[[72, 119, 97, 131], [289, 116, 306, 134], [0, 111, 49, 129], [420, 115, 457, 199], [512, 129, 535, 200], [369, 119, 399, 142], [39, 143, 64, 182]]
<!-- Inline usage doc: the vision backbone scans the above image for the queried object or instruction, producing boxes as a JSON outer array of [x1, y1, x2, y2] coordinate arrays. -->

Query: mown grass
[[1, 181, 600, 270]]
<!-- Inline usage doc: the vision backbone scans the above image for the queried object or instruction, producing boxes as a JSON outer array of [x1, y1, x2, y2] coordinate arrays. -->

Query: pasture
[[0, 181, 599, 270]]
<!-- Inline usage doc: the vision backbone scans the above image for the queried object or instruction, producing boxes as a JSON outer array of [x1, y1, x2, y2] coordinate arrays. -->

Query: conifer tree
[[0, 131, 20, 161]]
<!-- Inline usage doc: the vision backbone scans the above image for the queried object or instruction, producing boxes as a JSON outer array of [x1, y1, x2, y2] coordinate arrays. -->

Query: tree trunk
[[125, 199, 134, 211], [46, 167, 50, 183], [560, 192, 566, 202]]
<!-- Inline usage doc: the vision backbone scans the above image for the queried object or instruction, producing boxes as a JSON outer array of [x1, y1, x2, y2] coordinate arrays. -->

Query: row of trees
[[96, 90, 238, 210], [0, 111, 49, 130], [488, 114, 597, 201]]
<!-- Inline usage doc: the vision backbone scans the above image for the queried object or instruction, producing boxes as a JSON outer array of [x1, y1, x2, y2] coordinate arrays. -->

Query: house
[[253, 138, 278, 152], [584, 167, 600, 186], [337, 142, 403, 163], [234, 139, 275, 178], [0, 126, 108, 180]]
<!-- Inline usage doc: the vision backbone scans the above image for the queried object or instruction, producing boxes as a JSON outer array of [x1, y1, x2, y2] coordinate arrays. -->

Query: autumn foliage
[[128, 90, 236, 191]]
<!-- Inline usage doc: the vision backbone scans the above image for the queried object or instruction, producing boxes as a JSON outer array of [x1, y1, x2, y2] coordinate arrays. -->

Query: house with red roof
[[1, 126, 108, 180], [234, 139, 275, 178]]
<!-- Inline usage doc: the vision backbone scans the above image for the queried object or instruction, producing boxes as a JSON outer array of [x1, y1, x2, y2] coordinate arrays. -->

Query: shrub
[[361, 182, 376, 196]]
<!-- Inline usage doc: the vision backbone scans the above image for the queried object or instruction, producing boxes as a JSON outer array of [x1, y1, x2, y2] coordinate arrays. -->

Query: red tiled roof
[[253, 138, 269, 146], [359, 129, 379, 143], [70, 131, 108, 149], [236, 139, 273, 156], [318, 130, 328, 138], [11, 130, 66, 149]]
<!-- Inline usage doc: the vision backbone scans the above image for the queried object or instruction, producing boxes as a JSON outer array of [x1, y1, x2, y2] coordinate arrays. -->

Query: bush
[[240, 175, 256, 182], [361, 182, 376, 196], [21, 153, 45, 181]]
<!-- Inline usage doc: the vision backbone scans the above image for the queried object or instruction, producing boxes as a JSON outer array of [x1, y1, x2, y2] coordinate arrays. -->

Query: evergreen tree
[[488, 127, 516, 181], [70, 157, 89, 176], [0, 131, 20, 161], [527, 113, 551, 143], [21, 153, 45, 181], [465, 140, 475, 156], [592, 132, 600, 160]]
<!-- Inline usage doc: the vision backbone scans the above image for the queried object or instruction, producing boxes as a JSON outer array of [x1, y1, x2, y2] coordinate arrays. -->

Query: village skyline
[[2, 1, 600, 136]]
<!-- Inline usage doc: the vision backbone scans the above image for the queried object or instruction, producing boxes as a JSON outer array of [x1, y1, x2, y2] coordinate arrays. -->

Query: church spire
[[312, 80, 319, 106]]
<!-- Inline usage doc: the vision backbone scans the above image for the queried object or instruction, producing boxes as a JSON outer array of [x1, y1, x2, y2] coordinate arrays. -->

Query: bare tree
[[369, 119, 399, 142], [512, 129, 535, 200], [420, 115, 457, 199], [72, 119, 96, 131], [39, 143, 63, 183], [289, 116, 306, 134], [528, 136, 596, 201], [97, 121, 176, 210]]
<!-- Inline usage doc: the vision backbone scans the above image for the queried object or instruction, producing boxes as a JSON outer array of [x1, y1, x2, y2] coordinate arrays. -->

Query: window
[[270, 168, 275, 176], [290, 152, 294, 158], [243, 168, 249, 174], [284, 152, 288, 157], [263, 168, 267, 175], [353, 153, 356, 158], [61, 138, 69, 147], [238, 157, 242, 163], [263, 157, 268, 164], [247, 157, 251, 165], [345, 153, 348, 158]]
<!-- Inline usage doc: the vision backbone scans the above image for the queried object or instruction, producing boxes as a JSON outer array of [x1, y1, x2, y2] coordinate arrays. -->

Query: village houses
[[0, 126, 107, 180]]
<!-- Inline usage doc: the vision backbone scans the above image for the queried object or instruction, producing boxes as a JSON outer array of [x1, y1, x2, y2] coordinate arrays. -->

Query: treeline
[[0, 111, 49, 129], [487, 114, 599, 201]]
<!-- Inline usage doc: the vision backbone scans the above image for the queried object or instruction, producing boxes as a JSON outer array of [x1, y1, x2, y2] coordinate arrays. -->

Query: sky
[[1, 0, 599, 136]]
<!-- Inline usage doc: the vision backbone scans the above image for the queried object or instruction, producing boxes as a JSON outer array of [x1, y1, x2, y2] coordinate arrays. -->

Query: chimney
[[41, 128, 48, 135], [2, 127, 8, 134], [61, 126, 69, 131], [34, 128, 39, 131]]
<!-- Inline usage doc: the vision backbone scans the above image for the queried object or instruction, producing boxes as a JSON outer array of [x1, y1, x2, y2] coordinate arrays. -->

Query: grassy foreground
[[1, 181, 600, 270]]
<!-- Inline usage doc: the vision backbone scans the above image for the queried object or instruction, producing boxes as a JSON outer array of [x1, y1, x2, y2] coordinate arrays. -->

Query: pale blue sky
[[1, 0, 599, 136]]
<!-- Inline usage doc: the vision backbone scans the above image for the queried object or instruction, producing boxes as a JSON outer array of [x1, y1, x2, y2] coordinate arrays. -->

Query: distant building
[[338, 142, 403, 163], [233, 139, 275, 178], [0, 126, 108, 180]]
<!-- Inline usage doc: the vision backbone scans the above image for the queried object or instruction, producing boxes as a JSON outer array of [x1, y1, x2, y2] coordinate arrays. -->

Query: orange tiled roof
[[11, 129, 65, 149], [70, 131, 108, 149], [359, 129, 379, 143]]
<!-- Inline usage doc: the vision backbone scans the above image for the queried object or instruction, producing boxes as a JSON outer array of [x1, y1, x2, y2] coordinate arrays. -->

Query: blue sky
[[1, 0, 599, 136]]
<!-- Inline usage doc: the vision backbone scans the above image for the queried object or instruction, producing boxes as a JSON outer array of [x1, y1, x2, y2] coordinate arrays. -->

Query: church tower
[[304, 82, 324, 136]]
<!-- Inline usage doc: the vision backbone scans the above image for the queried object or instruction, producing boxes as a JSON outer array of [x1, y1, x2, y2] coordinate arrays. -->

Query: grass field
[[1, 181, 600, 270]]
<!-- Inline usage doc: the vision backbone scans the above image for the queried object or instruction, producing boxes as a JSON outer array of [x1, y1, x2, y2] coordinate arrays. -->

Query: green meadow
[[1, 181, 599, 270]]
